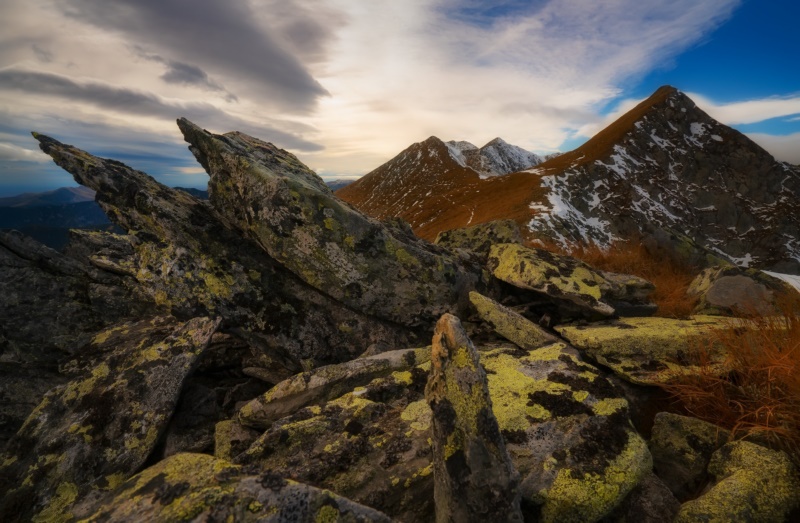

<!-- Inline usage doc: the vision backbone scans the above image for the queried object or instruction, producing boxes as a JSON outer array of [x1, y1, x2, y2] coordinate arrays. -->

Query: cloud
[[0, 142, 51, 162], [59, 0, 328, 112], [688, 93, 800, 125], [0, 68, 323, 151], [746, 132, 800, 165], [132, 47, 238, 102]]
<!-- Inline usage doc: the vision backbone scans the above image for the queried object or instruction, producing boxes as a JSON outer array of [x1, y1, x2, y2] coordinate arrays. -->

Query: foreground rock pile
[[1, 121, 798, 522]]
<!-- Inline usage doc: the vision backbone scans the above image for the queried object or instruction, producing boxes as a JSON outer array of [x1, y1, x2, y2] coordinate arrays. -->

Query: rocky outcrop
[[675, 441, 800, 522], [178, 118, 482, 328], [434, 219, 523, 258], [425, 314, 523, 522], [81, 453, 391, 522], [688, 265, 797, 316], [469, 291, 558, 349], [0, 316, 219, 522], [557, 316, 731, 385]]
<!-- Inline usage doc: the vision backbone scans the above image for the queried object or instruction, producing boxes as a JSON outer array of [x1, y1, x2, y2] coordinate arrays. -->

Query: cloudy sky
[[0, 0, 798, 196]]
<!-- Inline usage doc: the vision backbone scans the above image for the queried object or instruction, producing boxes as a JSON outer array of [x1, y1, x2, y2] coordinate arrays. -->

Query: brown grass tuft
[[664, 298, 800, 462]]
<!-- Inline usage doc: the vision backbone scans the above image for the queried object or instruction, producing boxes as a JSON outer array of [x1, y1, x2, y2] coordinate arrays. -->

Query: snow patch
[[764, 271, 800, 292]]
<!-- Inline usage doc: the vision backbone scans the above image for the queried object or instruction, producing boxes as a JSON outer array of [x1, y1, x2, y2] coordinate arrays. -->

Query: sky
[[0, 0, 798, 196]]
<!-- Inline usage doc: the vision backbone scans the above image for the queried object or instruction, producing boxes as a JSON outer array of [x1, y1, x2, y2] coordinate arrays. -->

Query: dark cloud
[[0, 68, 323, 152], [31, 44, 54, 63], [59, 0, 328, 112], [133, 47, 238, 102]]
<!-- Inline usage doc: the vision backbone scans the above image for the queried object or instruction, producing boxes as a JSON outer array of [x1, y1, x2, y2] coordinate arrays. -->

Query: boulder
[[488, 243, 616, 317], [178, 118, 483, 328], [80, 453, 391, 522], [649, 412, 730, 500], [434, 219, 523, 258], [557, 316, 732, 386], [214, 420, 261, 461], [688, 265, 797, 316], [238, 347, 431, 429], [469, 291, 559, 349], [597, 270, 657, 317], [0, 316, 220, 522], [603, 472, 681, 523], [676, 441, 800, 522], [425, 314, 523, 522]]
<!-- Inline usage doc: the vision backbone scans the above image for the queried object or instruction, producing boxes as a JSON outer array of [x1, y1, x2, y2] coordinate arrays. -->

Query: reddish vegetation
[[337, 86, 678, 241], [665, 299, 800, 462]]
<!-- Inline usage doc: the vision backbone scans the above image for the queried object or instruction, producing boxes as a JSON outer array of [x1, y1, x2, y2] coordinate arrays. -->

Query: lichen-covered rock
[[425, 314, 523, 522], [469, 291, 558, 349], [0, 316, 219, 522], [0, 230, 152, 444], [239, 347, 431, 429], [557, 316, 731, 385], [602, 472, 681, 523], [488, 243, 616, 317], [33, 133, 419, 367], [178, 118, 483, 327], [688, 265, 797, 316], [675, 441, 800, 522], [214, 420, 261, 461], [81, 453, 391, 522], [434, 219, 523, 257], [649, 412, 730, 499], [597, 270, 657, 317]]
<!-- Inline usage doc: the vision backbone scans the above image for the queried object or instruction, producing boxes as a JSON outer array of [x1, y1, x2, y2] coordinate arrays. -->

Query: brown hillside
[[337, 86, 678, 241]]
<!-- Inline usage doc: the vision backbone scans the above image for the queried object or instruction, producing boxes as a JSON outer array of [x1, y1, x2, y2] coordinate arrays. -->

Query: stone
[[649, 412, 730, 500], [488, 243, 616, 317], [602, 472, 681, 523], [80, 453, 392, 522], [214, 420, 261, 461], [238, 347, 431, 429], [178, 118, 483, 328], [597, 270, 658, 317], [688, 265, 797, 316], [0, 316, 220, 522], [425, 314, 523, 522], [557, 316, 732, 386], [434, 219, 523, 258], [676, 441, 800, 522], [469, 291, 559, 349]]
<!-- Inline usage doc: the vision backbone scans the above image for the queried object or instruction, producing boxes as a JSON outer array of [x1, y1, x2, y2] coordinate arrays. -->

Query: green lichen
[[32, 482, 78, 523], [400, 400, 432, 432], [315, 504, 340, 523]]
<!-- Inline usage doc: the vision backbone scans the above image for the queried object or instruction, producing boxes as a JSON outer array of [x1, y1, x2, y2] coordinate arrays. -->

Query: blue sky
[[0, 0, 798, 197]]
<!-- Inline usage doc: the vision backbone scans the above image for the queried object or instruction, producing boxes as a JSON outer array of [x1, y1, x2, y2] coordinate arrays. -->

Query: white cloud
[[0, 142, 50, 162], [688, 93, 800, 125], [746, 132, 800, 164]]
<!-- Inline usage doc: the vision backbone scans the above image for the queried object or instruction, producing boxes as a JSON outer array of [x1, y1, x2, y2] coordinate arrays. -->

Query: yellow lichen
[[315, 505, 340, 523], [400, 400, 432, 432], [32, 482, 78, 523]]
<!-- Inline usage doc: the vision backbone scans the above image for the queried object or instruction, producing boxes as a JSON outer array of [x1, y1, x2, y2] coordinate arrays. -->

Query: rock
[[469, 291, 559, 349], [602, 472, 681, 523], [0, 315, 219, 522], [425, 314, 523, 522], [557, 316, 732, 386], [434, 219, 523, 258], [238, 347, 431, 429], [161, 381, 221, 457], [214, 420, 261, 461], [80, 453, 392, 522], [649, 412, 730, 500], [597, 270, 657, 317], [675, 441, 800, 522], [178, 118, 483, 328], [33, 132, 420, 367], [488, 243, 616, 317], [688, 265, 796, 316]]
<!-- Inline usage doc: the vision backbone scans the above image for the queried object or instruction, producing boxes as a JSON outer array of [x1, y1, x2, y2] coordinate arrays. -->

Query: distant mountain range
[[337, 86, 800, 273]]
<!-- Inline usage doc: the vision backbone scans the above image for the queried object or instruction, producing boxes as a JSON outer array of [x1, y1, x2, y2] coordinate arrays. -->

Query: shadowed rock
[[425, 314, 523, 522], [469, 291, 558, 349], [0, 316, 220, 522], [178, 118, 482, 327]]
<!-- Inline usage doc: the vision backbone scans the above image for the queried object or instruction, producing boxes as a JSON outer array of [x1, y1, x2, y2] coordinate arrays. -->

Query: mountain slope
[[338, 86, 800, 273]]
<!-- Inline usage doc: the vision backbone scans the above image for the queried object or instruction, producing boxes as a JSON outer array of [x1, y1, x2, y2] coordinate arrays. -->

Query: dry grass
[[663, 298, 800, 462], [527, 236, 701, 318]]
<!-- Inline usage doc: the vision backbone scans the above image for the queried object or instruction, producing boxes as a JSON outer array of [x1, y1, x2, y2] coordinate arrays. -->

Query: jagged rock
[[557, 316, 731, 386], [675, 441, 800, 522], [178, 118, 482, 327], [161, 381, 221, 457], [488, 243, 616, 317], [425, 314, 523, 522], [597, 270, 657, 317], [602, 472, 681, 523], [81, 453, 391, 522], [0, 230, 152, 444], [469, 291, 558, 349], [33, 132, 419, 368], [688, 265, 796, 316], [238, 347, 431, 429], [649, 412, 730, 500], [434, 219, 523, 258], [214, 420, 260, 461], [0, 315, 219, 522]]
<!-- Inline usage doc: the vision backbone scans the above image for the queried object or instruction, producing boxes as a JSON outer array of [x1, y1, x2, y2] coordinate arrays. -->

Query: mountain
[[325, 179, 355, 191], [446, 137, 543, 177], [338, 86, 800, 273], [336, 136, 545, 239], [0, 186, 95, 207]]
